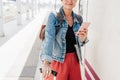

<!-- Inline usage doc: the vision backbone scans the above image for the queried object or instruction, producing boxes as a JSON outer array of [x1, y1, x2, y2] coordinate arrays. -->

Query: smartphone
[[78, 22, 90, 31]]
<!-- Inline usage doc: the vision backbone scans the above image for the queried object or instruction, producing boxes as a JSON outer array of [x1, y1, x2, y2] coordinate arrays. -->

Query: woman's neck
[[62, 7, 73, 27], [63, 7, 72, 17]]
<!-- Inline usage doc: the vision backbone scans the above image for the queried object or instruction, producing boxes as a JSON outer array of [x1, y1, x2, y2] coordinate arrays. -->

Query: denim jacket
[[40, 7, 88, 63]]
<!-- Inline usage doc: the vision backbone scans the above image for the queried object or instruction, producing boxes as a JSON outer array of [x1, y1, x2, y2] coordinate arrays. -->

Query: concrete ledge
[[0, 12, 46, 80]]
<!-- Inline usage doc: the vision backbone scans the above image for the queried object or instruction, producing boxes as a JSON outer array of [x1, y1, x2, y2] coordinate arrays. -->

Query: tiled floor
[[18, 35, 42, 80]]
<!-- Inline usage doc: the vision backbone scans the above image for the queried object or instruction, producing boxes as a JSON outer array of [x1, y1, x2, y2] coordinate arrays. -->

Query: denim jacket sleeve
[[40, 12, 56, 63]]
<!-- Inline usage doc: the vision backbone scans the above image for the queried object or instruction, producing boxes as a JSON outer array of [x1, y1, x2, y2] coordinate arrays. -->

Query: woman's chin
[[64, 6, 73, 10]]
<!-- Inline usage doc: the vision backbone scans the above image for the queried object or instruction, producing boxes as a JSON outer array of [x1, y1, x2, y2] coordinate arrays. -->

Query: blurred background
[[0, 0, 120, 80]]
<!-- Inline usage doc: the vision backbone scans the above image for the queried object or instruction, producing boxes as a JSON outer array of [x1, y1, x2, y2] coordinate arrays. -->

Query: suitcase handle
[[40, 68, 57, 76]]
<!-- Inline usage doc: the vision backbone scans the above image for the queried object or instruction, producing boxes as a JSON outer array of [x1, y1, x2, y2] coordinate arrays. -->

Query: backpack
[[39, 12, 63, 41], [39, 12, 83, 41]]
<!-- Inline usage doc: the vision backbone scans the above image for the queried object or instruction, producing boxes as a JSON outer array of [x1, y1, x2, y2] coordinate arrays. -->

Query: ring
[[46, 68, 49, 74]]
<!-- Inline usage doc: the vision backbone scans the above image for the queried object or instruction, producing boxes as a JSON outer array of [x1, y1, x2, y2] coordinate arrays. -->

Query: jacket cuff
[[40, 54, 52, 63], [78, 37, 89, 46]]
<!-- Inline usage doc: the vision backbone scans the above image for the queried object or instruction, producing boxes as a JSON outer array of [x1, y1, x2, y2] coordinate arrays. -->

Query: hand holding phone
[[78, 22, 90, 31], [76, 22, 90, 41]]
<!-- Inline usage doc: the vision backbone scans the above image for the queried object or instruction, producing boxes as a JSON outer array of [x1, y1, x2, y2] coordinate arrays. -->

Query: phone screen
[[78, 22, 90, 31]]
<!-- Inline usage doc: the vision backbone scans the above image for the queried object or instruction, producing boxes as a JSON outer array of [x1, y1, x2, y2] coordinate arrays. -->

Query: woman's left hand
[[76, 28, 88, 42]]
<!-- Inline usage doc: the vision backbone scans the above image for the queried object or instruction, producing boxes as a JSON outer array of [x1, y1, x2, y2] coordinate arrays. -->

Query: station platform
[[0, 9, 47, 80]]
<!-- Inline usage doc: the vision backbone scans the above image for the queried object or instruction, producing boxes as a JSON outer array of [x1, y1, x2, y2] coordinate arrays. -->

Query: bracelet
[[43, 60, 51, 65]]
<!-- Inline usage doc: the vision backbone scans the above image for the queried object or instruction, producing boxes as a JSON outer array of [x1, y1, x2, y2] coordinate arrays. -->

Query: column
[[54, 0, 57, 10], [0, 0, 5, 37], [34, 0, 37, 15], [31, 0, 34, 18], [38, 0, 40, 12], [36, 0, 39, 13], [82, 0, 88, 21], [16, 0, 22, 25], [26, 0, 30, 20]]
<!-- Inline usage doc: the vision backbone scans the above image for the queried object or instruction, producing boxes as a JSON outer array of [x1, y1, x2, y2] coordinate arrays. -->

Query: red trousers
[[45, 52, 82, 80]]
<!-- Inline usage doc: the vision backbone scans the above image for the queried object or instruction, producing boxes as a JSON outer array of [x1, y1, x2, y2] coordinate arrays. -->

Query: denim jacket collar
[[59, 7, 80, 24]]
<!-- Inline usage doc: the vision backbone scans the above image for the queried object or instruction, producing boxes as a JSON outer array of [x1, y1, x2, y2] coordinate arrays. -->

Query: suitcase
[[40, 68, 57, 80]]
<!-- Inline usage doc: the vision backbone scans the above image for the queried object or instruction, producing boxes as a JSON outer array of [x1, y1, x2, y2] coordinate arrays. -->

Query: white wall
[[85, 0, 120, 79]]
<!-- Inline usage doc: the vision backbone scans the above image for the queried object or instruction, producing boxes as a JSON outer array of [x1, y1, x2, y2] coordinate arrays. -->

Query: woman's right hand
[[42, 61, 51, 78]]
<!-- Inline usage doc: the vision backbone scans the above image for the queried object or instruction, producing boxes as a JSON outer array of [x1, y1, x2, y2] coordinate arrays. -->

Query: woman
[[40, 0, 88, 80]]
